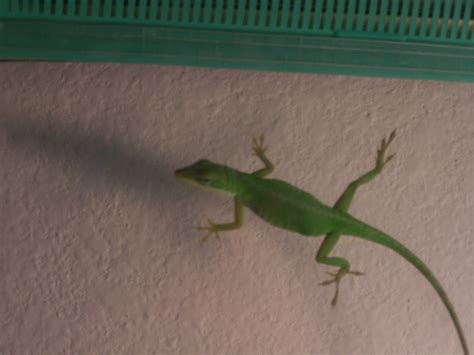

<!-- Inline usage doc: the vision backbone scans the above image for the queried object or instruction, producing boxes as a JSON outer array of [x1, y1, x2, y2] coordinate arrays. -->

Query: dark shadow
[[1, 116, 179, 205]]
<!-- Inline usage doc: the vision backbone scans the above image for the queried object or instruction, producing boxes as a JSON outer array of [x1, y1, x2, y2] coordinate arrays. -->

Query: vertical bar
[[78, 0, 87, 16], [398, 0, 409, 34], [334, 0, 345, 31], [92, 0, 100, 18], [258, 0, 268, 26], [138, 0, 147, 20], [32, 0, 40, 15], [56, 0, 64, 16], [449, 0, 462, 39], [367, 0, 377, 32], [345, 0, 356, 31], [313, 0, 323, 30], [225, 0, 234, 25], [429, 0, 441, 37], [43, 0, 52, 15], [203, 0, 213, 24], [126, 0, 136, 19], [269, 0, 278, 28], [377, 0, 389, 32], [323, 0, 334, 31], [149, 0, 159, 21], [355, 0, 367, 31], [116, 0, 125, 18], [236, 0, 245, 26], [279, 0, 289, 27], [418, 0, 431, 38], [301, 0, 312, 30], [247, 0, 257, 26], [388, 0, 399, 33], [0, 0, 6, 14], [10, 0, 20, 15], [103, 0, 113, 18], [193, 0, 202, 23], [439, 0, 453, 39], [215, 0, 224, 24], [66, 0, 75, 16], [460, 0, 472, 40], [290, 0, 301, 29], [408, 0, 421, 37], [182, 0, 190, 22], [160, 0, 170, 21], [171, 0, 180, 23]]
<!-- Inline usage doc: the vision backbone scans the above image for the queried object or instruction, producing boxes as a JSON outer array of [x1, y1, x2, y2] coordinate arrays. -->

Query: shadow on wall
[[1, 116, 179, 204]]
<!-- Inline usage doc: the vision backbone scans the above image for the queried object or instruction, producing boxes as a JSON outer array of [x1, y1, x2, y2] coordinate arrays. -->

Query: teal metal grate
[[1, 1, 474, 81], [2, 1, 474, 42]]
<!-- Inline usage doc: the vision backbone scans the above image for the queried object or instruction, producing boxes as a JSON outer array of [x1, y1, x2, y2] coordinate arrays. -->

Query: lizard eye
[[199, 177, 211, 184]]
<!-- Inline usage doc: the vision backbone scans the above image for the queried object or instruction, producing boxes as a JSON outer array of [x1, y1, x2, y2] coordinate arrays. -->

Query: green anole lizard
[[175, 131, 468, 355]]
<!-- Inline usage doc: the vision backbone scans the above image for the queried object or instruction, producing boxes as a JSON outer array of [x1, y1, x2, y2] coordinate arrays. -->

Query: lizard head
[[175, 159, 236, 195]]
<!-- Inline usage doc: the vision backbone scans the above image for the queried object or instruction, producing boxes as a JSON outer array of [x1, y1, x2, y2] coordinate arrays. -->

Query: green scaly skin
[[175, 132, 469, 355]]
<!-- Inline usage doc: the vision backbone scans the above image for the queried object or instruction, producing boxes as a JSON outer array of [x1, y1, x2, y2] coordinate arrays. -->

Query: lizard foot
[[196, 219, 221, 244], [252, 134, 268, 159], [320, 268, 365, 307], [376, 129, 396, 170]]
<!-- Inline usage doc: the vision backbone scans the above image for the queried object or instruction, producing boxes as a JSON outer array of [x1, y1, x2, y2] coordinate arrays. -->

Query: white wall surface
[[1, 62, 473, 354]]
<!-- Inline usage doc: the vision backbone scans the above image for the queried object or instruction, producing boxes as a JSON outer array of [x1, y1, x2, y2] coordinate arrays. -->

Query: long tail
[[350, 222, 469, 355]]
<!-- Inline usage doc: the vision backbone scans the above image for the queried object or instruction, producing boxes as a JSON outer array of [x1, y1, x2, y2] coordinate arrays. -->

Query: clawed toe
[[196, 219, 220, 243], [376, 129, 397, 168], [252, 134, 267, 156], [320, 268, 365, 306]]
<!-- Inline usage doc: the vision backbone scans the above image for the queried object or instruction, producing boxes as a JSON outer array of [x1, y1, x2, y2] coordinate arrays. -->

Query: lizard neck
[[220, 166, 248, 196]]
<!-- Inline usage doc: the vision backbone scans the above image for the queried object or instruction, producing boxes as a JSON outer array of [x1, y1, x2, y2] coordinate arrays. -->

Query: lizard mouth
[[174, 168, 195, 183], [174, 167, 191, 179]]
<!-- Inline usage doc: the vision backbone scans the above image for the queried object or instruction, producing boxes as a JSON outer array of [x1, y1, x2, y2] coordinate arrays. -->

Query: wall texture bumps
[[1, 62, 473, 354]]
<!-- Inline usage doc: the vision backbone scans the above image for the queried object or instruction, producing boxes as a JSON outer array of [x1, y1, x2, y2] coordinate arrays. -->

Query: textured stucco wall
[[1, 63, 473, 355]]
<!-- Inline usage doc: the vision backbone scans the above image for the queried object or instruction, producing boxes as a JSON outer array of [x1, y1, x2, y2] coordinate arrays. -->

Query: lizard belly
[[242, 197, 330, 237], [238, 176, 337, 237]]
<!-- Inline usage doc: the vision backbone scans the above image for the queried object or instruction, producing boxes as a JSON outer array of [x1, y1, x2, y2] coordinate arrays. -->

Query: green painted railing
[[1, 1, 474, 82]]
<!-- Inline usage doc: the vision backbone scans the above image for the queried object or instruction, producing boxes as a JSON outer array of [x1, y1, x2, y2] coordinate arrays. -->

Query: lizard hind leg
[[316, 233, 364, 306]]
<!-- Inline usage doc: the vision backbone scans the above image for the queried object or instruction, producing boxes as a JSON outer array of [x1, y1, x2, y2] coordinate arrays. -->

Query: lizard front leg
[[251, 134, 274, 177], [197, 197, 243, 243]]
